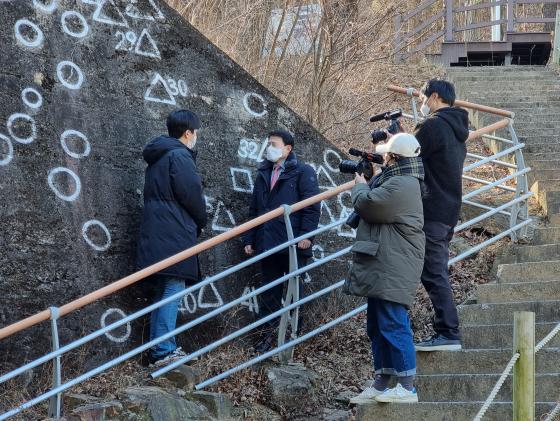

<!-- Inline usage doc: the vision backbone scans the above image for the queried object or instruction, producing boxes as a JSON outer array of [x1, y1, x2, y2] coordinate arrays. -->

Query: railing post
[[277, 204, 300, 363], [407, 87, 419, 124], [47, 307, 62, 419], [553, 10, 560, 65], [394, 14, 403, 63], [507, 122, 529, 240], [507, 0, 515, 33], [444, 0, 454, 42], [513, 311, 535, 421]]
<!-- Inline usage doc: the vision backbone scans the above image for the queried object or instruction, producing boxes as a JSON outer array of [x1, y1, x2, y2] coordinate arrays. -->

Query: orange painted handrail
[[0, 181, 355, 341], [467, 118, 511, 141], [387, 85, 515, 118]]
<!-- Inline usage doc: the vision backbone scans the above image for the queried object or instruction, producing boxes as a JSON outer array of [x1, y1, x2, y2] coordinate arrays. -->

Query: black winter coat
[[414, 107, 470, 227], [136, 136, 207, 282], [243, 152, 320, 258]]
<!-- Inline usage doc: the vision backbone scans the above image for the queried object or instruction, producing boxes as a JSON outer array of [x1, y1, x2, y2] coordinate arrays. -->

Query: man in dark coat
[[243, 130, 320, 353], [137, 109, 207, 367], [413, 79, 470, 351]]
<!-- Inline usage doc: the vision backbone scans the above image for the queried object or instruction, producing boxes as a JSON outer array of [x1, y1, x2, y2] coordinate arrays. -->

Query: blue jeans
[[150, 276, 185, 359], [367, 298, 416, 376]]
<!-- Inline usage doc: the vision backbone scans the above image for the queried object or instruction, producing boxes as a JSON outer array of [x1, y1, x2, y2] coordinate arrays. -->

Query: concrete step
[[524, 143, 560, 154], [497, 260, 560, 282], [447, 65, 548, 72], [452, 76, 560, 83], [531, 180, 560, 196], [355, 401, 557, 421], [517, 131, 560, 140], [533, 228, 560, 245], [462, 322, 560, 349], [476, 280, 560, 303], [417, 348, 560, 375], [464, 97, 560, 106], [497, 244, 560, 264], [525, 152, 560, 161], [527, 160, 560, 170], [459, 300, 560, 325]]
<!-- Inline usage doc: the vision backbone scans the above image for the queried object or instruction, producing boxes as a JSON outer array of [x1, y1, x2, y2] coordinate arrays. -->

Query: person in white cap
[[346, 133, 426, 404]]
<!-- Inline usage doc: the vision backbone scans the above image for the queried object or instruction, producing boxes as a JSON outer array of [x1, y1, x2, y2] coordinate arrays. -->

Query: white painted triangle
[[125, 0, 165, 21], [240, 286, 259, 313], [197, 282, 224, 309], [318, 200, 335, 228], [316, 165, 336, 190], [212, 201, 236, 232], [144, 73, 176, 105], [93, 0, 129, 27], [135, 28, 161, 59]]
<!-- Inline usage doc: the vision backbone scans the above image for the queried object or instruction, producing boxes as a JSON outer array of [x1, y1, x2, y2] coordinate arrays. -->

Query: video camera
[[338, 148, 384, 179], [370, 109, 403, 143]]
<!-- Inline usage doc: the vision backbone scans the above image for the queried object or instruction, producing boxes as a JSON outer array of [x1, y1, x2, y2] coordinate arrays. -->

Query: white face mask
[[266, 146, 284, 162], [420, 98, 431, 117]]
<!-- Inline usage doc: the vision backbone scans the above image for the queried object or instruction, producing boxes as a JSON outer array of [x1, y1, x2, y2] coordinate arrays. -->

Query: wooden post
[[513, 311, 535, 421], [506, 0, 514, 33], [444, 0, 453, 41], [552, 10, 560, 65]]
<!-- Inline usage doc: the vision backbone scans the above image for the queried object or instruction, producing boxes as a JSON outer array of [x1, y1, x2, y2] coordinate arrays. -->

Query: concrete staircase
[[355, 66, 560, 420]]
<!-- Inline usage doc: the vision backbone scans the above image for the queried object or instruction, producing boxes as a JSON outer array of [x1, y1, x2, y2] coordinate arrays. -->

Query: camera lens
[[339, 160, 359, 174], [371, 129, 388, 144]]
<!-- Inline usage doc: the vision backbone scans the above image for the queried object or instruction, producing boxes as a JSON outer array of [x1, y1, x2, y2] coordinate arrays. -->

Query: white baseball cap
[[375, 133, 421, 157]]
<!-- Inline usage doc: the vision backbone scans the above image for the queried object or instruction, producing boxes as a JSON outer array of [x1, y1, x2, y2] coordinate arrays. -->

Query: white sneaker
[[150, 347, 188, 368], [349, 386, 386, 404], [375, 384, 418, 403]]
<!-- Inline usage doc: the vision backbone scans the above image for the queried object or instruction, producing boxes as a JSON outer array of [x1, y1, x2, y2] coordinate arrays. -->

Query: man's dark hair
[[421, 79, 456, 106], [268, 129, 294, 148], [167, 110, 201, 139]]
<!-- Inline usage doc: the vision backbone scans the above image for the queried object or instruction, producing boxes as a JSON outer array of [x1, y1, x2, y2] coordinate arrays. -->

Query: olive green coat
[[344, 176, 425, 308]]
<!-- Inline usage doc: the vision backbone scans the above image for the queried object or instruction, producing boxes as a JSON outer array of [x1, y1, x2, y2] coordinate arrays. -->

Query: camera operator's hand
[[297, 239, 312, 250], [355, 173, 367, 185], [244, 245, 255, 255]]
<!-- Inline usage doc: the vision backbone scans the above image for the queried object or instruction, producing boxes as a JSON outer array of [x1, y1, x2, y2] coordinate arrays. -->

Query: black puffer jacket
[[136, 136, 207, 283], [414, 107, 469, 227]]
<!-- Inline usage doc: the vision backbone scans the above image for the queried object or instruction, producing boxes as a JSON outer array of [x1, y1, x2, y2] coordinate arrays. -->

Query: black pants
[[259, 253, 307, 333], [421, 220, 461, 340]]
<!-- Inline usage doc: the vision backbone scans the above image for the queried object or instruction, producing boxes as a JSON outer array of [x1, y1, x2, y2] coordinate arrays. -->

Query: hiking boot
[[349, 386, 387, 404], [414, 334, 461, 351], [375, 384, 418, 403], [149, 347, 187, 368]]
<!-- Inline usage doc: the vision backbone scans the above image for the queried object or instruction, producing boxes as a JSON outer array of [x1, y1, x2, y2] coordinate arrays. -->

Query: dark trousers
[[367, 298, 416, 376], [259, 253, 307, 333], [421, 220, 461, 340]]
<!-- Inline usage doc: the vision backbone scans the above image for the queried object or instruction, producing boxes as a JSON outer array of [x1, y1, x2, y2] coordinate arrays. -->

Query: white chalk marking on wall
[[21, 87, 43, 109], [237, 138, 266, 162], [80, 0, 101, 4], [303, 273, 312, 284], [212, 201, 236, 232], [56, 60, 85, 90], [177, 80, 188, 97], [204, 195, 215, 214], [230, 167, 254, 193], [93, 0, 129, 27], [179, 292, 197, 314], [311, 244, 324, 262], [0, 134, 14, 166], [144, 73, 177, 105], [33, 0, 57, 14], [14, 19, 44, 49], [47, 167, 82, 202], [60, 130, 91, 159], [337, 207, 356, 238], [7, 113, 36, 144], [242, 93, 267, 118], [318, 200, 335, 228], [125, 0, 165, 21], [100, 308, 131, 343], [316, 165, 337, 190], [323, 149, 341, 173], [337, 191, 352, 213], [240, 286, 259, 314], [198, 282, 224, 309], [61, 10, 90, 38], [82, 219, 111, 251], [135, 28, 161, 58]]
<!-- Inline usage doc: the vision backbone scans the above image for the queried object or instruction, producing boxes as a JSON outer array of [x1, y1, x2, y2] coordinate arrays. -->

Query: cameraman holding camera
[[346, 133, 425, 404]]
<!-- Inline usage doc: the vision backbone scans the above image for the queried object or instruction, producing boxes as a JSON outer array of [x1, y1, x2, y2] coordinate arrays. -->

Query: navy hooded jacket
[[243, 152, 320, 258], [136, 135, 207, 282]]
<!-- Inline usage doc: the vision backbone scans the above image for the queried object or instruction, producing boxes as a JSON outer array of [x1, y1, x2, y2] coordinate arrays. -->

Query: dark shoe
[[148, 347, 187, 368], [254, 333, 275, 354], [415, 335, 461, 352]]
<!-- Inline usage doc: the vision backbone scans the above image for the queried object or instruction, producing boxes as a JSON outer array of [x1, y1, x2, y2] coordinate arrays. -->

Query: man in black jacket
[[243, 130, 320, 353], [410, 79, 470, 351], [137, 110, 207, 367]]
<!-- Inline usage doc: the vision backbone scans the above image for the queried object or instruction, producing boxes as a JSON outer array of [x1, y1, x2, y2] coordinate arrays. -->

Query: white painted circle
[[33, 0, 57, 13], [82, 219, 111, 251], [60, 130, 91, 158], [243, 93, 267, 118], [21, 87, 43, 109], [311, 244, 325, 262], [178, 80, 188, 97], [7, 113, 36, 144], [61, 11, 89, 38], [324, 149, 342, 173], [56, 61, 85, 90], [0, 134, 14, 166], [100, 308, 131, 343], [338, 191, 353, 212], [47, 167, 81, 202], [183, 293, 197, 314], [14, 19, 44, 49]]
